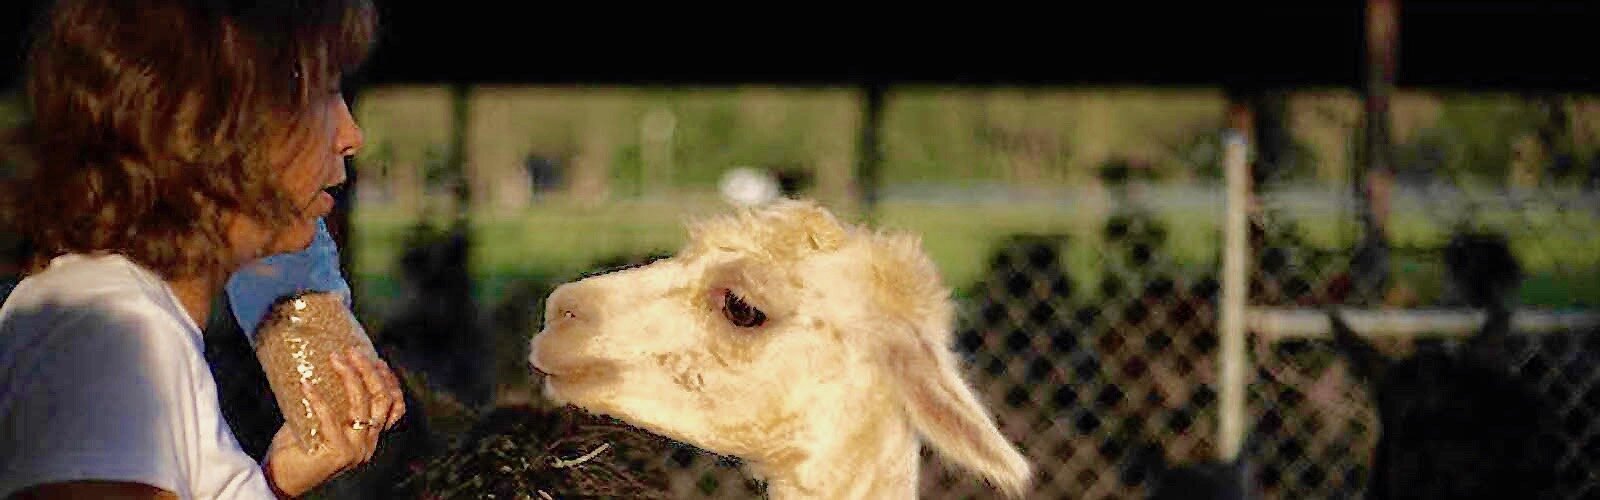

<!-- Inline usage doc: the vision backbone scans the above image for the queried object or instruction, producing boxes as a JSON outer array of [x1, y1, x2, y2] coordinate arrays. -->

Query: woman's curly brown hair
[[1, 0, 378, 279]]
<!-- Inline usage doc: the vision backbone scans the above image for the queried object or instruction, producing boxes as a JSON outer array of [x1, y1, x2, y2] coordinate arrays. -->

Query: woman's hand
[[261, 348, 406, 498]]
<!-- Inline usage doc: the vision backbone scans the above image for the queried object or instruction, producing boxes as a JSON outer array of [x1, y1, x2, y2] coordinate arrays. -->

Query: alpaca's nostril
[[553, 306, 581, 325], [545, 282, 601, 329], [546, 293, 586, 327]]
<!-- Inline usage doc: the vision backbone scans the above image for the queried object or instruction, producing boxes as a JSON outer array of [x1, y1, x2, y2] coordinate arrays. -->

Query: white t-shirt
[[0, 253, 276, 499]]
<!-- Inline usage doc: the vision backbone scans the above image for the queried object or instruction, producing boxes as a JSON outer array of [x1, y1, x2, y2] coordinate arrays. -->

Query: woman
[[0, 0, 404, 498]]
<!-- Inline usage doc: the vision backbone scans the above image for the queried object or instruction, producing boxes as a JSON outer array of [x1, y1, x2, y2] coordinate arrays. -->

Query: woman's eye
[[721, 290, 766, 328]]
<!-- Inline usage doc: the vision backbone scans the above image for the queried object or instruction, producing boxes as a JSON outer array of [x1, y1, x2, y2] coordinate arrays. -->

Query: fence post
[[448, 83, 471, 222], [1218, 98, 1254, 462], [855, 83, 885, 224], [1353, 0, 1398, 303]]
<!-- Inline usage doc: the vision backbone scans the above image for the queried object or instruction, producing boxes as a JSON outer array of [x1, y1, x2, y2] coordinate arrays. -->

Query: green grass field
[[348, 193, 1600, 324], [342, 190, 1600, 419]]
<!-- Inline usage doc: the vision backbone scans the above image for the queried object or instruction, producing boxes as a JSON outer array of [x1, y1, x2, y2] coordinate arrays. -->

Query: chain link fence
[[1240, 91, 1600, 500], [143, 86, 1600, 499], [4, 40, 1600, 499], [619, 199, 1231, 500], [640, 91, 1600, 499]]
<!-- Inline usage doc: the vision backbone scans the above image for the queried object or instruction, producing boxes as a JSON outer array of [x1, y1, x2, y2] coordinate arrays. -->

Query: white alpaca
[[529, 199, 1032, 499]]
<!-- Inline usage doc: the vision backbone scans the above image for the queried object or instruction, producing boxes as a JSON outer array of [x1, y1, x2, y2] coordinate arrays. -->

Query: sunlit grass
[[350, 194, 1600, 313]]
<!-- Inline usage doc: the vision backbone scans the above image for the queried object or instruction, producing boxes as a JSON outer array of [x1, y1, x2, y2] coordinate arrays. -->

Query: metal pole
[[1353, 0, 1398, 303], [855, 83, 885, 224], [1248, 307, 1600, 340], [448, 83, 471, 224], [1218, 100, 1254, 462]]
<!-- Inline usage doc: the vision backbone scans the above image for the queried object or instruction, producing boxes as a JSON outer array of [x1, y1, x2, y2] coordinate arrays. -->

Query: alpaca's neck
[[750, 407, 922, 499]]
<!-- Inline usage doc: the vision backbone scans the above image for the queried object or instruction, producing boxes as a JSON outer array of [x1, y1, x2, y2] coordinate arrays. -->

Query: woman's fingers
[[329, 350, 379, 460], [301, 378, 354, 468], [373, 356, 406, 430], [300, 348, 407, 469], [355, 349, 391, 434], [335, 349, 383, 460], [329, 351, 369, 425], [347, 349, 386, 462]]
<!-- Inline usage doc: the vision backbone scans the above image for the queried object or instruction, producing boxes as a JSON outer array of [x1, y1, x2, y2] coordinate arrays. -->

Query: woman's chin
[[264, 223, 319, 256]]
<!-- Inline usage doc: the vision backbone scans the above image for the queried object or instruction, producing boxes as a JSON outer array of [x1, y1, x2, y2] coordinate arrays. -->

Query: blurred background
[[4, 1, 1600, 498], [324, 83, 1600, 500]]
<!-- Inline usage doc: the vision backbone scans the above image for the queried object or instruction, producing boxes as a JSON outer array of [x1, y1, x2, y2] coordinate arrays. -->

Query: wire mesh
[[343, 87, 1238, 498], [1244, 91, 1600, 500], [946, 225, 1224, 499], [647, 211, 1228, 500], [259, 86, 1600, 499]]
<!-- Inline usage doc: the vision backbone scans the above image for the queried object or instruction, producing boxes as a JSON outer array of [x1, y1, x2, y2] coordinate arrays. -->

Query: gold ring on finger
[[350, 419, 370, 431]]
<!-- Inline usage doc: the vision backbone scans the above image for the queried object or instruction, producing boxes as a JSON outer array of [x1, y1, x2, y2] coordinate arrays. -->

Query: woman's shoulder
[[0, 253, 193, 343], [0, 253, 209, 414], [0, 255, 232, 500]]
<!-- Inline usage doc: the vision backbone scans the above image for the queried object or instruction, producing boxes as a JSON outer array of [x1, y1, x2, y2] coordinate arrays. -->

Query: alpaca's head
[[529, 199, 1031, 496]]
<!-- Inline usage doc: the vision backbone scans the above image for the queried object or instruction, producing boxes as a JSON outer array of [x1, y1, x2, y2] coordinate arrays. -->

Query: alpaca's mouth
[[530, 330, 618, 384], [531, 357, 618, 385]]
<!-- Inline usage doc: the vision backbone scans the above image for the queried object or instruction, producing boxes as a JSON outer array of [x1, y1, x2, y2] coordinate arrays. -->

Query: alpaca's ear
[[882, 329, 1032, 498], [1326, 307, 1389, 382]]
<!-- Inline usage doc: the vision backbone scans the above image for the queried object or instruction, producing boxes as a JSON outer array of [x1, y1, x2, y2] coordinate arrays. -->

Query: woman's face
[[229, 89, 364, 265]]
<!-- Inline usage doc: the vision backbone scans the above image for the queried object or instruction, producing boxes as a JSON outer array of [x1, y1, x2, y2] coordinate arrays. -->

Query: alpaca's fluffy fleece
[[530, 199, 1032, 499]]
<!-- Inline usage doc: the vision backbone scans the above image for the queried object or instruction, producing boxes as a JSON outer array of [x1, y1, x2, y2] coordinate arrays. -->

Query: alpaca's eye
[[722, 290, 766, 328]]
